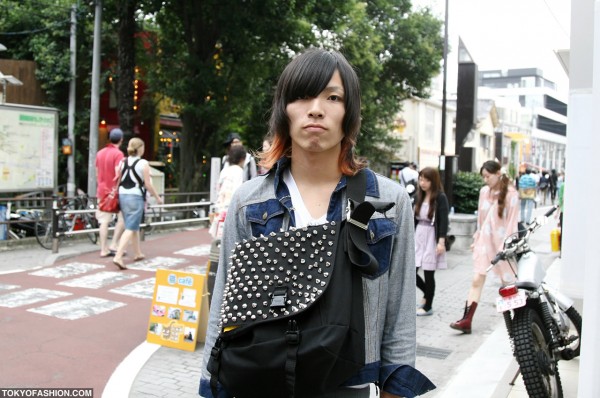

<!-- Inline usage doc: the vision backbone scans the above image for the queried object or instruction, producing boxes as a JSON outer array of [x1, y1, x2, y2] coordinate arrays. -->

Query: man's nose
[[307, 98, 324, 118]]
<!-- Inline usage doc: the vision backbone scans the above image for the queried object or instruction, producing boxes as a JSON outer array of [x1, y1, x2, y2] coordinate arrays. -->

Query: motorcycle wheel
[[560, 307, 582, 360], [512, 307, 563, 398]]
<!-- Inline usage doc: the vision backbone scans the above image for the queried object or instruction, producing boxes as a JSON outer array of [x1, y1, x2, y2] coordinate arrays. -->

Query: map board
[[0, 104, 58, 193]]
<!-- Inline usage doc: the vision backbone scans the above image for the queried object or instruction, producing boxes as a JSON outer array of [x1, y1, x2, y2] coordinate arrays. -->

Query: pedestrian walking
[[517, 168, 536, 224], [549, 169, 558, 204], [221, 132, 258, 181], [208, 145, 247, 239], [414, 167, 449, 316], [95, 128, 125, 257], [450, 160, 519, 334], [112, 138, 163, 270], [538, 171, 550, 205], [199, 48, 434, 398]]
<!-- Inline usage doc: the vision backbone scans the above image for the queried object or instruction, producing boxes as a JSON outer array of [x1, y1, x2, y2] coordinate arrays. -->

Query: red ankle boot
[[450, 301, 478, 334]]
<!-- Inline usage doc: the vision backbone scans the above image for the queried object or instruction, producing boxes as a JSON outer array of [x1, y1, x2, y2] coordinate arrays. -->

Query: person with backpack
[[221, 132, 258, 182], [199, 49, 434, 398], [112, 137, 163, 270], [400, 161, 419, 203], [538, 171, 550, 205]]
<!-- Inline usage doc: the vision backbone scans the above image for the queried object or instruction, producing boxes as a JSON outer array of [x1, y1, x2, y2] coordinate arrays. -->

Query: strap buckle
[[270, 287, 288, 308], [347, 199, 368, 230]]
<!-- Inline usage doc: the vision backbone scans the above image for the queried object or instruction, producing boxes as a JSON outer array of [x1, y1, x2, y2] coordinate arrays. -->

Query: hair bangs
[[282, 53, 337, 104]]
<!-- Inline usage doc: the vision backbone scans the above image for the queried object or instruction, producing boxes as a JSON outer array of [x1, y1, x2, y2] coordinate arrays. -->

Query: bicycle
[[35, 192, 99, 250]]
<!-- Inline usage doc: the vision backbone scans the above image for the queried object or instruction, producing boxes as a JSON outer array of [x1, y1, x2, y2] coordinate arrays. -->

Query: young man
[[200, 48, 434, 398], [95, 128, 125, 257]]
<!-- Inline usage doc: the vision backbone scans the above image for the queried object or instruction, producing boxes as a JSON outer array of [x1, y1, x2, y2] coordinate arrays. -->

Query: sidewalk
[[0, 207, 579, 397]]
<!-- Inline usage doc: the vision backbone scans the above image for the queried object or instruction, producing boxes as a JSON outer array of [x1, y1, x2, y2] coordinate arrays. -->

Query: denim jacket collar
[[270, 157, 381, 226]]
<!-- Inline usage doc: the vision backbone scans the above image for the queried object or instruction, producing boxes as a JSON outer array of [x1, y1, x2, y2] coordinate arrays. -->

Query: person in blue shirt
[[518, 168, 537, 224], [199, 48, 434, 398]]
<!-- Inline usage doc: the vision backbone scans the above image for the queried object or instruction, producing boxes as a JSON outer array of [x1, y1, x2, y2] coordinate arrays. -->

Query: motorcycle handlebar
[[544, 205, 558, 218]]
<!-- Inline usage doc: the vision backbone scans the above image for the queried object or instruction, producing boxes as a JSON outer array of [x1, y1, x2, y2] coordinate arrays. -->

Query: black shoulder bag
[[207, 170, 395, 398]]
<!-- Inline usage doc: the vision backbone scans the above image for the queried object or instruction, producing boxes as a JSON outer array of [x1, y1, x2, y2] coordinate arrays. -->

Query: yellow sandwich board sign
[[147, 268, 209, 351]]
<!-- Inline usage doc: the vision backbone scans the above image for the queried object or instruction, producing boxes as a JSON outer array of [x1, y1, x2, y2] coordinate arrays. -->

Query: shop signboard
[[147, 268, 209, 351]]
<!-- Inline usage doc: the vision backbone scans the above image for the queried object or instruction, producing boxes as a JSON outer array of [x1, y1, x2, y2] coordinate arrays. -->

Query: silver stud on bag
[[219, 222, 339, 326]]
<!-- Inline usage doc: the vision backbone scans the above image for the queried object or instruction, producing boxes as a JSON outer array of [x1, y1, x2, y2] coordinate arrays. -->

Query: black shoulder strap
[[129, 158, 144, 187], [345, 169, 394, 275]]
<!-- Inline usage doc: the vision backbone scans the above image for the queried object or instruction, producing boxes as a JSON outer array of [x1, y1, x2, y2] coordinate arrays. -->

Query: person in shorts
[[95, 128, 125, 257]]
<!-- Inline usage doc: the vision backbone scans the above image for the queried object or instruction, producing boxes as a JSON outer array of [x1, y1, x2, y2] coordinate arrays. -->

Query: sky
[[412, 0, 572, 97]]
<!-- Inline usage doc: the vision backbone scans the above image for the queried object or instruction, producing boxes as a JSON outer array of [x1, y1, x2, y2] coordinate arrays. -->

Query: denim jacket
[[199, 158, 435, 397]]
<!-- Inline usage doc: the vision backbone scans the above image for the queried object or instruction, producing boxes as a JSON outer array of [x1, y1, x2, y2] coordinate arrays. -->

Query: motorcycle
[[487, 206, 582, 398]]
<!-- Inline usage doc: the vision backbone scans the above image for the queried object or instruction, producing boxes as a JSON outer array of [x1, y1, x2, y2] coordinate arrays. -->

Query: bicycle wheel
[[143, 206, 157, 235], [512, 307, 563, 398], [35, 210, 65, 250], [84, 212, 98, 244]]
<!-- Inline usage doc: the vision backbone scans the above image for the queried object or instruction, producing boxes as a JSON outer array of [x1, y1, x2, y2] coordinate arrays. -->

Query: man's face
[[231, 138, 242, 147], [286, 70, 346, 156]]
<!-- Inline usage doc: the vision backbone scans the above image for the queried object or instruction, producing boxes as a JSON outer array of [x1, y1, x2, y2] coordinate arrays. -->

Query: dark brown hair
[[227, 145, 247, 166], [259, 48, 366, 175], [480, 160, 509, 218], [414, 167, 443, 220]]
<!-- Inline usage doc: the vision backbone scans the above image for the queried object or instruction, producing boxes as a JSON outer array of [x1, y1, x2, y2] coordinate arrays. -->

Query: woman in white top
[[112, 137, 163, 270]]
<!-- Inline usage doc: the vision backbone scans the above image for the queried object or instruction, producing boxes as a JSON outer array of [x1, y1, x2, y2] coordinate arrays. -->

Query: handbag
[[445, 234, 456, 251], [98, 160, 123, 213], [207, 171, 395, 398], [519, 188, 536, 200], [98, 186, 119, 213]]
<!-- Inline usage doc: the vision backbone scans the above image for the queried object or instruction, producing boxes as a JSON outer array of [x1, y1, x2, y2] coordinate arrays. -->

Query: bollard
[[550, 228, 561, 252]]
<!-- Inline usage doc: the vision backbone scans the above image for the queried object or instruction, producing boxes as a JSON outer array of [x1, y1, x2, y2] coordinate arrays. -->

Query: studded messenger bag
[[207, 170, 395, 398]]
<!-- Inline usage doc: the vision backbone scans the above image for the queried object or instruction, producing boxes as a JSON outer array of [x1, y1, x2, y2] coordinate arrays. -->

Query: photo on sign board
[[152, 304, 166, 317], [168, 307, 181, 320], [184, 327, 195, 342], [183, 310, 198, 322]]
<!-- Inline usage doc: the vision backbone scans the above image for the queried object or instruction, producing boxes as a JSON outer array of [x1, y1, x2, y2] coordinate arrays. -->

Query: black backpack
[[120, 158, 146, 198], [207, 171, 394, 398]]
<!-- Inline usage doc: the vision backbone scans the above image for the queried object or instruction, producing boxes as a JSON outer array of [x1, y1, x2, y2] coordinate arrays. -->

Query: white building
[[392, 97, 456, 171], [479, 68, 567, 172]]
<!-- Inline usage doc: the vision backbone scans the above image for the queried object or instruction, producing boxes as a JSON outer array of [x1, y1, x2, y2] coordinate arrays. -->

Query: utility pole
[[67, 3, 77, 197], [440, 0, 454, 202], [87, 0, 101, 197]]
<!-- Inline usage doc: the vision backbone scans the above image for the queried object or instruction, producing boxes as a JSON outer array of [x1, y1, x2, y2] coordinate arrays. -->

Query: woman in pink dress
[[414, 167, 449, 316], [450, 160, 519, 334]]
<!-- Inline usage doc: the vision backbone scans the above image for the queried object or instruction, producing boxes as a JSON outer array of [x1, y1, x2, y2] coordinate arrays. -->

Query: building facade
[[479, 68, 567, 172]]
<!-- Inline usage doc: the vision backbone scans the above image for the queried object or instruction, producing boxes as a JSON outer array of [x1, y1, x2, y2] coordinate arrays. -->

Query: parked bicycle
[[35, 192, 99, 250]]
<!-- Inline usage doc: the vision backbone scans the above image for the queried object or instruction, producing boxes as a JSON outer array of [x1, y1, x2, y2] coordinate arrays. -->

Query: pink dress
[[472, 185, 520, 280], [415, 203, 447, 271]]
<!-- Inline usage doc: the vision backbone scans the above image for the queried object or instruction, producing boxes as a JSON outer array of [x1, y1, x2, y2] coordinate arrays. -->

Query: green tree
[[0, 0, 97, 190], [146, 0, 444, 191]]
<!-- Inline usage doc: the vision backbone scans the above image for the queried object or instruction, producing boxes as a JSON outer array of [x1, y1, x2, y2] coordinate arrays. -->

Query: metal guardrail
[[48, 199, 212, 253]]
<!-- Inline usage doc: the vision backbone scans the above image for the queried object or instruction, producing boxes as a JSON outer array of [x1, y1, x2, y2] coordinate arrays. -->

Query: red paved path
[[0, 228, 212, 396]]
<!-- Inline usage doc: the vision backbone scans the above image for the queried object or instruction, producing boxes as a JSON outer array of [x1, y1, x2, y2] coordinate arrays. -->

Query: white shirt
[[400, 167, 418, 186], [283, 169, 328, 228]]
